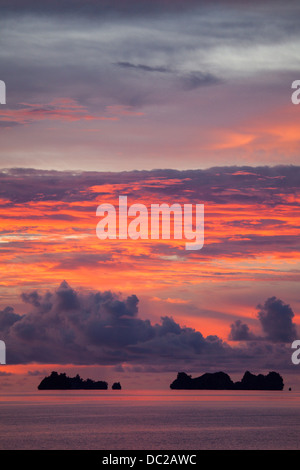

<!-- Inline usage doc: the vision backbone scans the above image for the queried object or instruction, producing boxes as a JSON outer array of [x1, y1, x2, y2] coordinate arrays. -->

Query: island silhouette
[[38, 371, 108, 390], [170, 371, 284, 390], [112, 382, 122, 390]]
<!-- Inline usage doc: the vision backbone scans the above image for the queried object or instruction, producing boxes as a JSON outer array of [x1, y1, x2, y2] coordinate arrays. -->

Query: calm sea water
[[0, 390, 299, 450]]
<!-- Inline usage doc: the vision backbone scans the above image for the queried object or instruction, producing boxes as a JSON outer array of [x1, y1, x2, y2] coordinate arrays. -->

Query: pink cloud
[[0, 99, 144, 126]]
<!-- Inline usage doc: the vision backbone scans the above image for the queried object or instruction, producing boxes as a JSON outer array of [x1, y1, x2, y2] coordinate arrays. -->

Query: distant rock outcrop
[[112, 382, 122, 390], [234, 371, 284, 390], [38, 371, 108, 390], [170, 371, 284, 391]]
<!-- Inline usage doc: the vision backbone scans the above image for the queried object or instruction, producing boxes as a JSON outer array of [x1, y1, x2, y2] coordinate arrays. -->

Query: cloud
[[0, 165, 299, 264], [0, 99, 122, 127], [0, 282, 296, 373], [52, 253, 114, 270], [27, 369, 48, 376], [0, 0, 202, 17], [115, 62, 171, 73], [0, 371, 12, 377], [1, 1, 297, 20], [5, 281, 226, 367], [1, 165, 299, 204], [257, 297, 297, 343], [1, 0, 300, 175], [228, 320, 257, 341], [115, 63, 223, 91], [2, 0, 300, 115], [3, 281, 225, 366], [181, 71, 223, 90], [0, 307, 23, 333], [229, 297, 298, 343]]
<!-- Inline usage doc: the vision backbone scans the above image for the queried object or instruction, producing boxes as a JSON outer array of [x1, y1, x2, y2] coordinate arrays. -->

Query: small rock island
[[38, 371, 108, 390], [170, 371, 284, 390], [112, 382, 122, 390]]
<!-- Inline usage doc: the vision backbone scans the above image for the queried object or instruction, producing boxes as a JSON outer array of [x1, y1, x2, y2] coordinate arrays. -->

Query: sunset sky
[[0, 0, 300, 391]]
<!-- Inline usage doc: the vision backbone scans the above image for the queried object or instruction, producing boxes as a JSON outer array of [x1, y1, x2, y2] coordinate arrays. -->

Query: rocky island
[[38, 371, 108, 390], [170, 371, 284, 390], [112, 382, 122, 390]]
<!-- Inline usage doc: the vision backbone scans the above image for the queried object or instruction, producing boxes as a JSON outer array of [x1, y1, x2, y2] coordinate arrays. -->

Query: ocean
[[0, 390, 299, 450]]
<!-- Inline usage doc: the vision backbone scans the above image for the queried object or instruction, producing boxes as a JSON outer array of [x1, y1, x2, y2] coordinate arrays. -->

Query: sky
[[0, 0, 300, 391]]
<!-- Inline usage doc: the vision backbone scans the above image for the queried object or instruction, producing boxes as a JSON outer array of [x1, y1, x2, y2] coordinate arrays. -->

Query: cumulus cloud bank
[[229, 297, 297, 343], [257, 297, 297, 343], [1, 281, 228, 366], [0, 282, 297, 372]]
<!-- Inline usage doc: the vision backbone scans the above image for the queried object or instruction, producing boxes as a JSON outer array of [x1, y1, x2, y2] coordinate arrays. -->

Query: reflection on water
[[0, 389, 299, 405], [0, 390, 299, 449]]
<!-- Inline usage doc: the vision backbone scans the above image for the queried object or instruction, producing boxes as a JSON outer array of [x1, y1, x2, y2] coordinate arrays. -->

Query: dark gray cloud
[[181, 71, 223, 90], [115, 62, 171, 74], [2, 281, 230, 366], [21, 291, 42, 308], [229, 320, 257, 341], [0, 0, 297, 18], [1, 0, 300, 113], [0, 306, 23, 333], [114, 63, 222, 91], [229, 297, 298, 343], [257, 297, 297, 343], [0, 0, 202, 17], [0, 282, 296, 373]]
